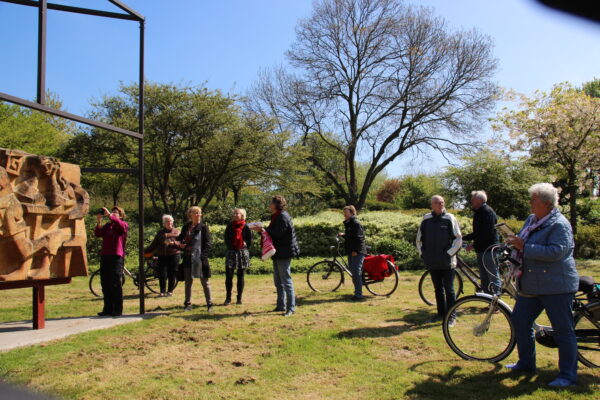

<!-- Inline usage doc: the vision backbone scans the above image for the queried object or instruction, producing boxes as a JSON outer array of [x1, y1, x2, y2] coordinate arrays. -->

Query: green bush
[[578, 198, 600, 225], [576, 225, 600, 259]]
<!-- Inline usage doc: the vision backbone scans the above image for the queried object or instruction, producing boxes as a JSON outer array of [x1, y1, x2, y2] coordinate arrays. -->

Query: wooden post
[[32, 284, 45, 329]]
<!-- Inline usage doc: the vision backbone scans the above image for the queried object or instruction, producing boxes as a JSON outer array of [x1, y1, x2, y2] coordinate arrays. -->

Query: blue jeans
[[511, 293, 577, 382], [429, 269, 455, 317], [477, 251, 501, 295], [273, 258, 295, 312], [348, 254, 365, 297]]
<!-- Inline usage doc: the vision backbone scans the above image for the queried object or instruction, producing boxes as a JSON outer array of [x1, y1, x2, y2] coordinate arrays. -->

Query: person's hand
[[96, 214, 103, 224], [337, 232, 345, 237], [465, 244, 474, 252], [351, 251, 357, 257], [506, 235, 524, 251], [102, 207, 110, 217]]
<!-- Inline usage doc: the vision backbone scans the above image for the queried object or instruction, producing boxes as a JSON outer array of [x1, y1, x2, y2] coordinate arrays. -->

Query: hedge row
[[85, 210, 600, 273]]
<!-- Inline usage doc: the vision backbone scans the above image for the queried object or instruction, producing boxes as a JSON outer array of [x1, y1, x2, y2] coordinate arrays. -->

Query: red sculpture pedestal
[[0, 278, 71, 329]]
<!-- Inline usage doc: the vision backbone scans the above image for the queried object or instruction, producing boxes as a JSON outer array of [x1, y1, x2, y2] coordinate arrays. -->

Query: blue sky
[[1, 0, 599, 176]]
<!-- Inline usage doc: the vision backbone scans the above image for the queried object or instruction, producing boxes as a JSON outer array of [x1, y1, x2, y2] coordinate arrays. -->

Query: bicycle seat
[[578, 276, 595, 294]]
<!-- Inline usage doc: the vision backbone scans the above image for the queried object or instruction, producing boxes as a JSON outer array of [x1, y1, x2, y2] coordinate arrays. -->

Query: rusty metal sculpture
[[0, 148, 89, 282]]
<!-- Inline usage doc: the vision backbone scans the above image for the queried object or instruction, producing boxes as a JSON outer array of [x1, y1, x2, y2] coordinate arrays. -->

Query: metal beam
[[109, 0, 144, 21], [80, 167, 138, 174], [137, 19, 146, 315], [1, 0, 141, 21], [36, 0, 47, 104], [0, 92, 143, 139]]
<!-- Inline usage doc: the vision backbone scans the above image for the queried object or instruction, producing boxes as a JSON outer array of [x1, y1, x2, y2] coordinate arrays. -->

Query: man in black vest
[[462, 190, 500, 295], [416, 195, 462, 324]]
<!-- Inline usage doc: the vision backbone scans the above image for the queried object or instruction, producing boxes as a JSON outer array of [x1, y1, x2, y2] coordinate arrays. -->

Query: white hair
[[162, 214, 174, 224], [233, 208, 247, 220], [528, 183, 559, 208], [471, 190, 487, 203]]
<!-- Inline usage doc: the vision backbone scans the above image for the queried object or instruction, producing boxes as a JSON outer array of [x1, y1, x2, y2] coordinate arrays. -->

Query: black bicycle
[[89, 256, 176, 297], [307, 236, 399, 297], [442, 245, 600, 367]]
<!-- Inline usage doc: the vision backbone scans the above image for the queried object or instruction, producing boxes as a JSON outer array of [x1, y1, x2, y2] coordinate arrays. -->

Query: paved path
[[0, 314, 159, 352]]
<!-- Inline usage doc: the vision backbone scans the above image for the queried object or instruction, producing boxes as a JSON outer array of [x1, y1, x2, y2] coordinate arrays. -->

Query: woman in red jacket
[[95, 206, 128, 317]]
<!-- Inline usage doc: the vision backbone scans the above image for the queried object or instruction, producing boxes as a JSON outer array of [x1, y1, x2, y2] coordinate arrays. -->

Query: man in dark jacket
[[416, 195, 462, 323], [462, 190, 500, 295], [341, 205, 367, 300]]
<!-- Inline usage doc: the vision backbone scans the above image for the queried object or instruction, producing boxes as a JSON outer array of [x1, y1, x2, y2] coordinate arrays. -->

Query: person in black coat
[[340, 205, 367, 300], [251, 195, 299, 316], [462, 190, 500, 294], [223, 208, 253, 305], [172, 206, 213, 312]]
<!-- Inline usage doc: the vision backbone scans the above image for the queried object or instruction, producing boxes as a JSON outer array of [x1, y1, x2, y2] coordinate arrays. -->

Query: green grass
[[0, 260, 598, 399]]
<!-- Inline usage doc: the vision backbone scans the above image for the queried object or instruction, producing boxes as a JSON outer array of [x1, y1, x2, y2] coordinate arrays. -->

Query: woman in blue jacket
[[506, 183, 579, 387]]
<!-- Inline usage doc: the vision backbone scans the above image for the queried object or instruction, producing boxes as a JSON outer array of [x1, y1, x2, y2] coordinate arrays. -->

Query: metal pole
[[37, 0, 47, 104], [138, 19, 145, 315]]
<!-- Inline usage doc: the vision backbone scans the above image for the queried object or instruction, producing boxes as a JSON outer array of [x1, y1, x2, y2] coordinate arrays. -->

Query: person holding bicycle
[[144, 214, 180, 297], [416, 195, 462, 324], [339, 205, 367, 301], [462, 190, 501, 295], [94, 206, 128, 317], [505, 183, 579, 388]]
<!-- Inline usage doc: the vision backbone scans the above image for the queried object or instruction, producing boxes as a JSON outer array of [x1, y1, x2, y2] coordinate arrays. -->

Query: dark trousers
[[225, 268, 245, 300], [100, 255, 124, 315], [429, 269, 456, 317], [511, 293, 578, 382], [157, 254, 179, 293]]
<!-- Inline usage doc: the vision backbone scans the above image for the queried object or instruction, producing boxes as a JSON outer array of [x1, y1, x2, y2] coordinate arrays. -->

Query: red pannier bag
[[363, 255, 395, 280]]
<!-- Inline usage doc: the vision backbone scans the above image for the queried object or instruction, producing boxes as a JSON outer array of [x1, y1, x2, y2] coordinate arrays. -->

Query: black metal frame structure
[[0, 0, 147, 313]]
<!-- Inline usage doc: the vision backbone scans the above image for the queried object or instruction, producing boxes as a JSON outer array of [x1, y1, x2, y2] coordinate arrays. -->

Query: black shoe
[[236, 297, 242, 305], [272, 307, 285, 312], [224, 298, 231, 306], [97, 311, 111, 317], [111, 312, 122, 317], [350, 296, 364, 301], [207, 304, 214, 314]]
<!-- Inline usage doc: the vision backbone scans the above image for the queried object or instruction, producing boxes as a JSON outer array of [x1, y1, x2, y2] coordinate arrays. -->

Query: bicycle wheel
[[144, 264, 160, 294], [307, 260, 344, 292], [89, 270, 102, 297], [443, 295, 515, 362], [575, 302, 600, 368], [363, 260, 399, 296], [89, 269, 126, 297], [418, 270, 464, 306]]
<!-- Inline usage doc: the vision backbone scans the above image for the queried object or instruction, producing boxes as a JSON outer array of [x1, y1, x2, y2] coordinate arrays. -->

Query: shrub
[[576, 225, 600, 259], [376, 179, 402, 203]]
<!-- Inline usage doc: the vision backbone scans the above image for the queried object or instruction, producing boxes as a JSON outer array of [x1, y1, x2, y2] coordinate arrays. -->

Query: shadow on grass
[[406, 361, 599, 400], [296, 294, 354, 306], [337, 320, 433, 338]]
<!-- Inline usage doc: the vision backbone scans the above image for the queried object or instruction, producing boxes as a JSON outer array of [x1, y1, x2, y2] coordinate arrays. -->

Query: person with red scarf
[[223, 208, 253, 305]]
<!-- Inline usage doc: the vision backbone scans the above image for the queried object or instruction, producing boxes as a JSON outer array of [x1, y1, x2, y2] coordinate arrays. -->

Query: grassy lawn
[[0, 259, 598, 399]]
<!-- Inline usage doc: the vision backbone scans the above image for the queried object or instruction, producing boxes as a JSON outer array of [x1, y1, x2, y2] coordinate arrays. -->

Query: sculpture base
[[0, 278, 72, 329]]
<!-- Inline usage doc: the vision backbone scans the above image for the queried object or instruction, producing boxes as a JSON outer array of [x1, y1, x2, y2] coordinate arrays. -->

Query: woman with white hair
[[223, 208, 253, 305], [505, 183, 579, 387], [144, 214, 181, 297]]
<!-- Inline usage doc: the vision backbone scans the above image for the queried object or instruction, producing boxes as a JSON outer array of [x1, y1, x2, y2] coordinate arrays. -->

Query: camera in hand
[[97, 208, 105, 215]]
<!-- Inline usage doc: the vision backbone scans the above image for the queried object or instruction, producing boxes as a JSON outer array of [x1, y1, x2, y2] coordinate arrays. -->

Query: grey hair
[[528, 183, 559, 208], [471, 190, 487, 203], [233, 208, 247, 220], [161, 214, 174, 224]]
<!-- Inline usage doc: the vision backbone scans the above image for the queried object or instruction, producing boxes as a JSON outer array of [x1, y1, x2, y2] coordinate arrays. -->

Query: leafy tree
[[494, 83, 600, 232], [61, 82, 315, 218], [376, 179, 402, 203], [250, 0, 498, 210], [443, 150, 548, 219], [398, 174, 447, 210], [0, 94, 74, 156]]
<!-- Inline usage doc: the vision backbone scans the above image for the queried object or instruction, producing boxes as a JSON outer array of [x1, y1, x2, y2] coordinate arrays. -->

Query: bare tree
[[250, 0, 498, 209]]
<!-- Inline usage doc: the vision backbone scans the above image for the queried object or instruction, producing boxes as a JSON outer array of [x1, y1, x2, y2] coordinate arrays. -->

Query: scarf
[[269, 210, 282, 227], [512, 208, 558, 276], [231, 220, 246, 250]]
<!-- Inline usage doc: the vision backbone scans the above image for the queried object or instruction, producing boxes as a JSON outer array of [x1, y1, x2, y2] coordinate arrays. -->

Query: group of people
[[416, 183, 580, 388], [95, 195, 300, 317], [95, 183, 580, 387]]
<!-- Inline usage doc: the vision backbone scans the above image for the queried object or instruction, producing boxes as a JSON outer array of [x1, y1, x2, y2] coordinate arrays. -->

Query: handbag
[[261, 231, 276, 261]]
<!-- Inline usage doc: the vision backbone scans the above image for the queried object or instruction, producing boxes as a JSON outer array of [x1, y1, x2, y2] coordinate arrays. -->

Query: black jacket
[[266, 211, 300, 260], [343, 216, 367, 255], [462, 203, 499, 253], [416, 211, 462, 270], [176, 221, 212, 278], [224, 223, 253, 251]]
